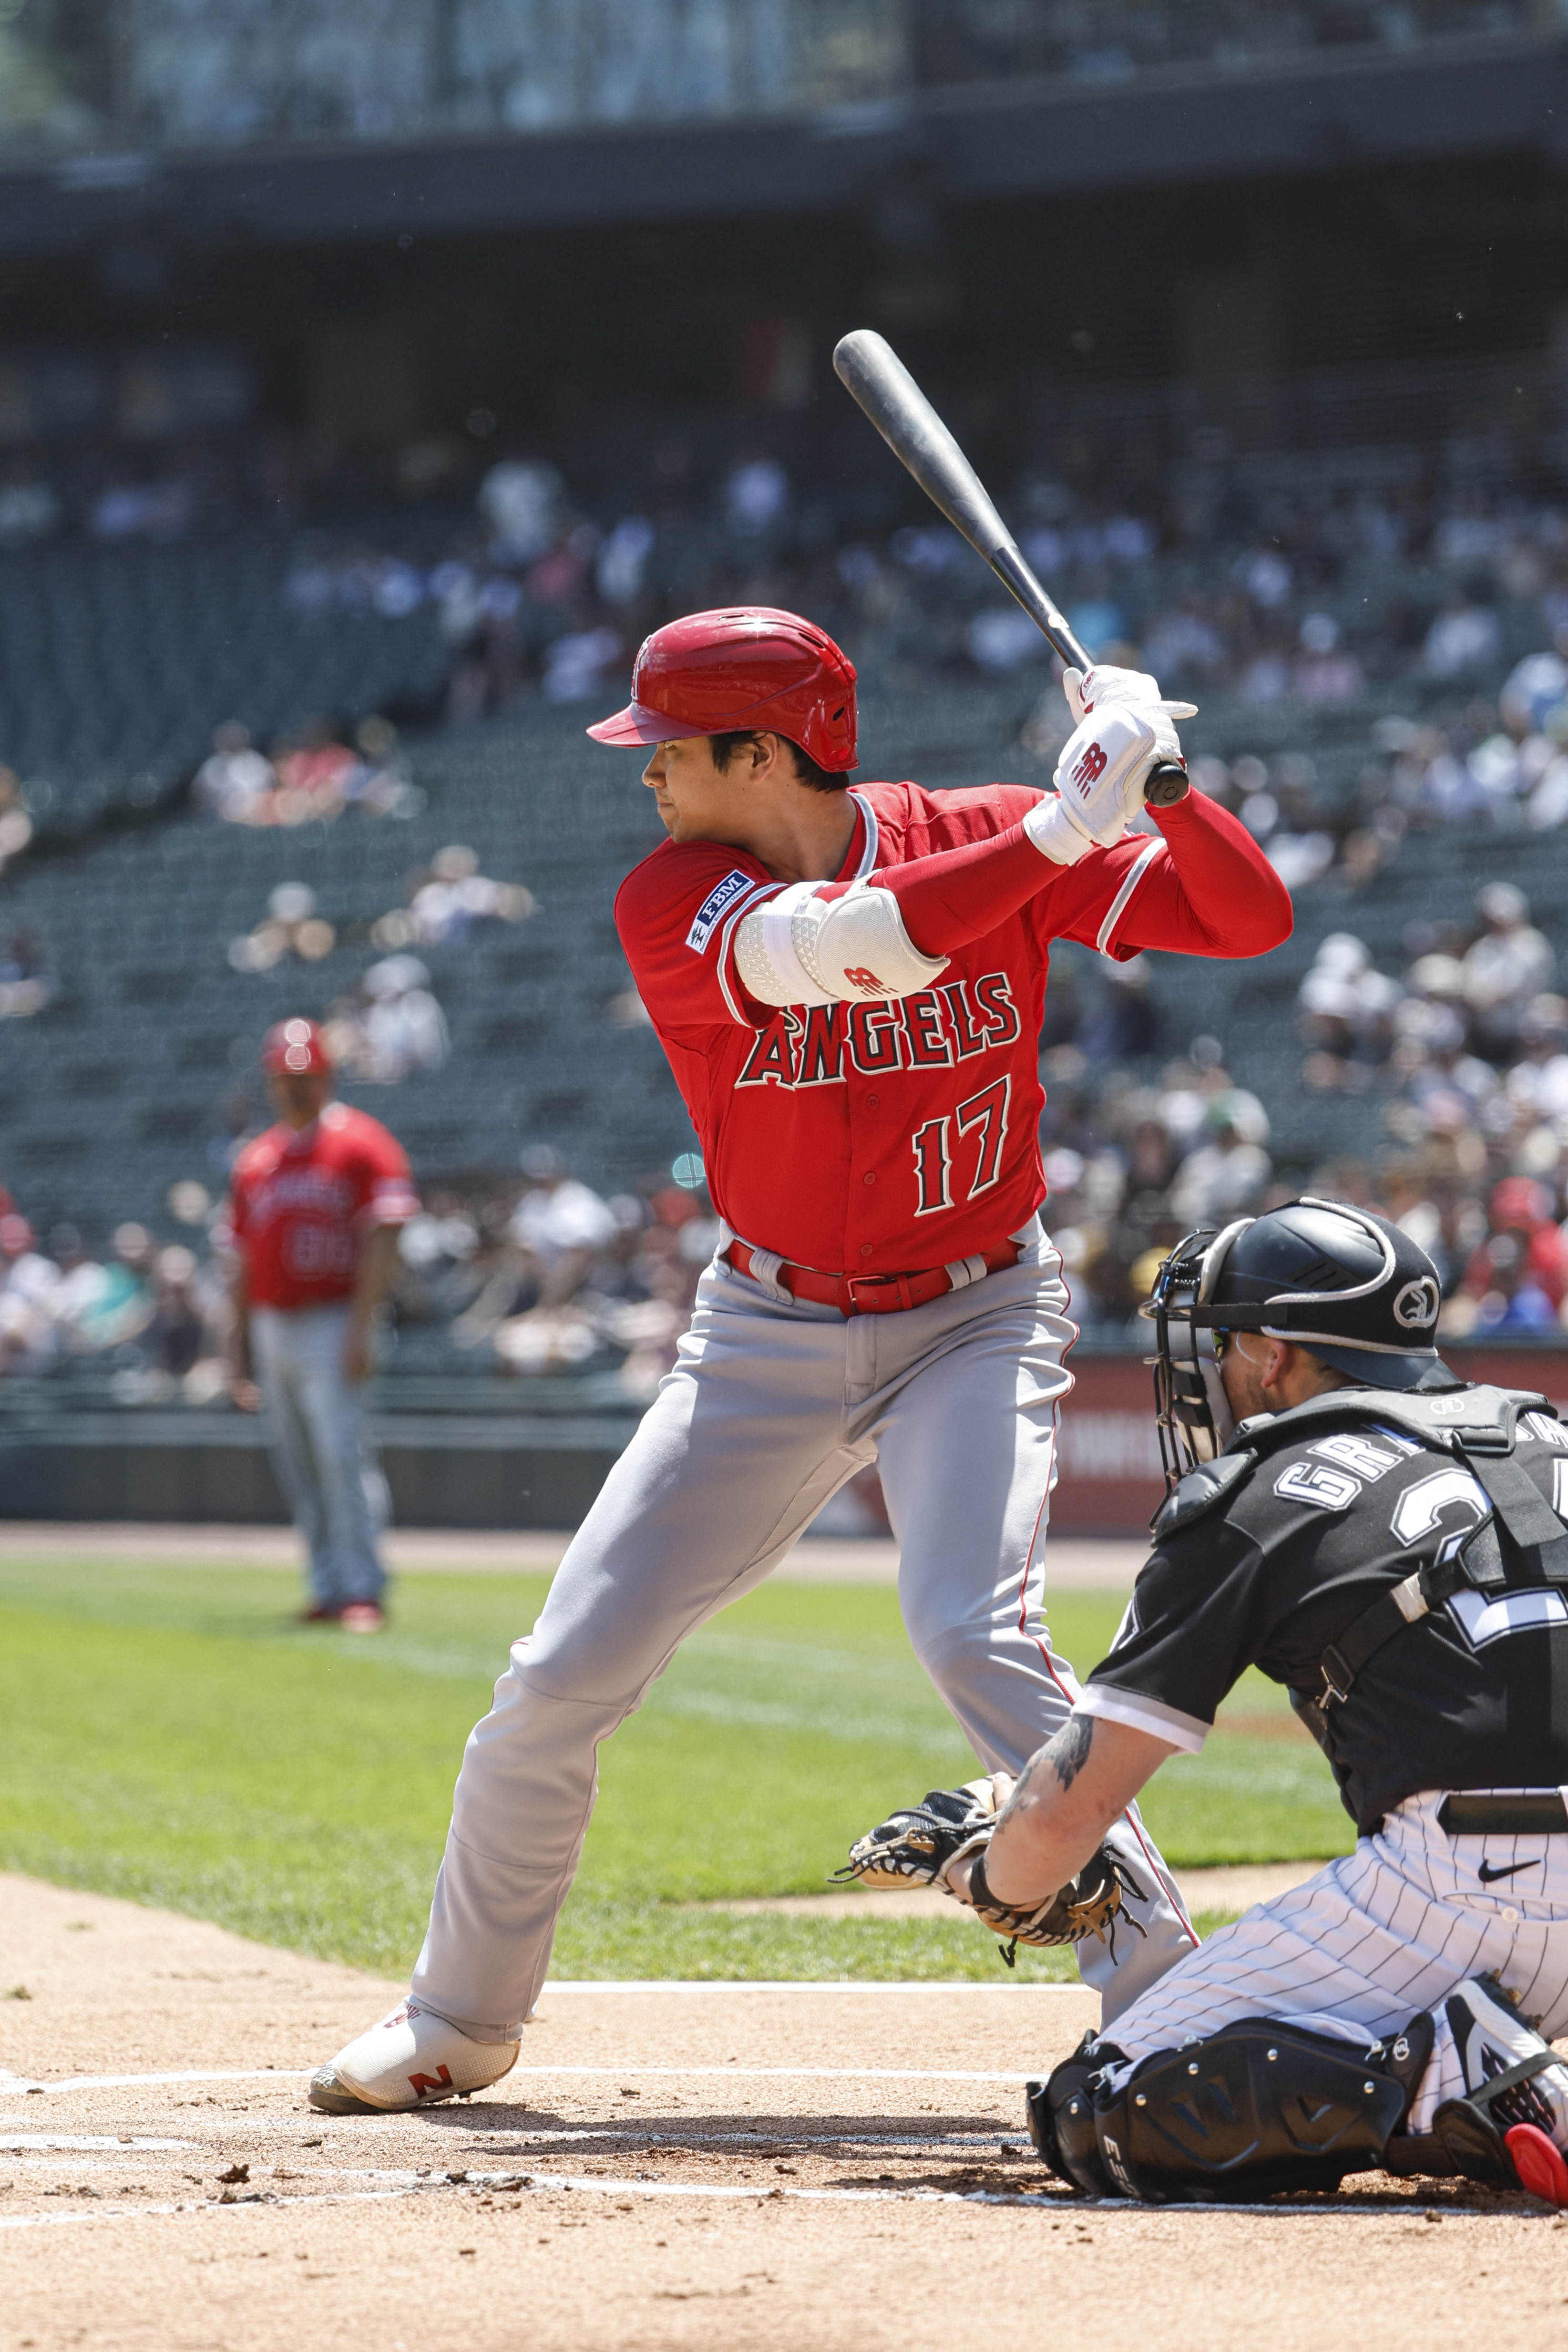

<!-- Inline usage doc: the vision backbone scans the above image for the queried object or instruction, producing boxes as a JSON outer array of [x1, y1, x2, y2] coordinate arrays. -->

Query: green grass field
[[0, 1554, 1353, 1982]]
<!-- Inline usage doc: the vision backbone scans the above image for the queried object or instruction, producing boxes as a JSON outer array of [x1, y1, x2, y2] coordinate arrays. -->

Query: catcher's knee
[[1030, 2018, 1425, 2202]]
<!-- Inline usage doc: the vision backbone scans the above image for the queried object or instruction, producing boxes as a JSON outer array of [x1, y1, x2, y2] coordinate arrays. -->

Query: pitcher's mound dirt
[[1, 1874, 1563, 2352]]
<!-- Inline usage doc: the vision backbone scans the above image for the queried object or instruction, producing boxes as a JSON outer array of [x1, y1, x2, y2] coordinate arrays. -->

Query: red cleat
[[1506, 2124, 1568, 2208], [297, 1604, 341, 1624], [339, 1602, 386, 1633]]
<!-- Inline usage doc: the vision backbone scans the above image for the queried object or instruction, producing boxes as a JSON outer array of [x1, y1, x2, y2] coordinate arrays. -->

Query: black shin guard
[[1026, 2034, 1126, 2196], [1090, 2020, 1410, 2203]]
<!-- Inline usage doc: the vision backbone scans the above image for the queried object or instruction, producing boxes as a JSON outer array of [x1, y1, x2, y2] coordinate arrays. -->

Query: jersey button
[[865, 1093, 880, 1109], [860, 1244, 874, 1258], [863, 1172, 877, 1186]]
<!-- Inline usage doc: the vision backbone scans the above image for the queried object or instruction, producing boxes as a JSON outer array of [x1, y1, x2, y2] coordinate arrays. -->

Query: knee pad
[[1025, 2034, 1126, 2196], [1092, 2019, 1410, 2203]]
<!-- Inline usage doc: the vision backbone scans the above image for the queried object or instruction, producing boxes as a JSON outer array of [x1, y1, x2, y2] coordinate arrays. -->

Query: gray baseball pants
[[410, 1229, 1198, 2037], [250, 1303, 390, 1609]]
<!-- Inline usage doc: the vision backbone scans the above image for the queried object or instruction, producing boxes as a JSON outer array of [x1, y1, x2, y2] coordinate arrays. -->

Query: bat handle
[[1145, 763, 1189, 809]]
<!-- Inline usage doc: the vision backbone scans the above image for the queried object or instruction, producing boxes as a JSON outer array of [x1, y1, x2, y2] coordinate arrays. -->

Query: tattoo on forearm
[[994, 1714, 1094, 1834], [1050, 1714, 1094, 1792]]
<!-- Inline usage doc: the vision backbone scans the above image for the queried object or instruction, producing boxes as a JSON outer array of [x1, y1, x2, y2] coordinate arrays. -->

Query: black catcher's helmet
[[1140, 1196, 1447, 1491]]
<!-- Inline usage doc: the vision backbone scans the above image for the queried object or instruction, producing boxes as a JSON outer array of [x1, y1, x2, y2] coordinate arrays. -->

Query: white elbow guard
[[735, 879, 949, 1007]]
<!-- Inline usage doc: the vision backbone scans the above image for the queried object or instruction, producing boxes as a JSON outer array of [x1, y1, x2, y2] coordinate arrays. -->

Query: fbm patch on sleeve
[[686, 869, 756, 953]]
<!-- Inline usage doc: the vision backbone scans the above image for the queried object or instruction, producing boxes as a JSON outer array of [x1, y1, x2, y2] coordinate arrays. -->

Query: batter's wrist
[[1023, 794, 1095, 867]]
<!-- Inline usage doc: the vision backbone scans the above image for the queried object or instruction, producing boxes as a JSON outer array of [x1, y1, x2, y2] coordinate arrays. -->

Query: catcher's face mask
[[1140, 1223, 1251, 1495]]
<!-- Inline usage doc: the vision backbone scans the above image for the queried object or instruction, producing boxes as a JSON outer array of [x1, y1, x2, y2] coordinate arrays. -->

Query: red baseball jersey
[[228, 1103, 419, 1310], [616, 781, 1241, 1276]]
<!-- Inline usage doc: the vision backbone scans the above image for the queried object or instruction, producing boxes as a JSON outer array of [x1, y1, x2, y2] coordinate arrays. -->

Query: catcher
[[841, 1199, 1568, 2207]]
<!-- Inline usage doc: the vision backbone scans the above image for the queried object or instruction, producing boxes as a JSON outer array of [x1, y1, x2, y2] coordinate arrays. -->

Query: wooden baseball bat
[[832, 328, 1189, 806]]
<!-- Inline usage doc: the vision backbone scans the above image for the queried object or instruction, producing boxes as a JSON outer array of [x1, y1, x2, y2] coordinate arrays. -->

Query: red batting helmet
[[587, 606, 857, 771], [262, 1017, 333, 1076]]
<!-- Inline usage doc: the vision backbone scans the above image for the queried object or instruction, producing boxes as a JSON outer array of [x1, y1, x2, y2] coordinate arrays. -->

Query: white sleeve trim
[[1095, 836, 1163, 958], [1077, 1683, 1209, 1755], [848, 790, 880, 879]]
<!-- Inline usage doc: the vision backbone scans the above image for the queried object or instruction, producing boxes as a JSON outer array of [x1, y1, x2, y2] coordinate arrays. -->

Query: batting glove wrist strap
[[1023, 792, 1096, 865]]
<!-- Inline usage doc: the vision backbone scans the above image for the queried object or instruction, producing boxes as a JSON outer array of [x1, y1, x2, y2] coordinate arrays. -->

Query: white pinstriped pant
[[410, 1225, 1197, 2040], [1098, 1788, 1568, 2131]]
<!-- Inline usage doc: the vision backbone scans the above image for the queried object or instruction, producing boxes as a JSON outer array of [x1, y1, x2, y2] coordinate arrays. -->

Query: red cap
[[262, 1017, 333, 1076], [587, 606, 857, 771]]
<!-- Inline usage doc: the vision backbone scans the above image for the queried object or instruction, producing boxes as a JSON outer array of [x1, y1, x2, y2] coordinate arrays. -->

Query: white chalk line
[[2, 2062, 1037, 2096], [0, 2136, 193, 2151], [542, 1981, 1082, 1994], [0, 2167, 1536, 2229]]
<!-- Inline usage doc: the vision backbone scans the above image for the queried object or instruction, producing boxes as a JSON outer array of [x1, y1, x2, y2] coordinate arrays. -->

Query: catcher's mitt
[[834, 1777, 999, 1893], [836, 1779, 1147, 1969]]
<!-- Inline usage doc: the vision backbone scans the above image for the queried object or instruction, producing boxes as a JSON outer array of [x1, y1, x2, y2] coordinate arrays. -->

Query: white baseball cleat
[[308, 1998, 521, 2115]]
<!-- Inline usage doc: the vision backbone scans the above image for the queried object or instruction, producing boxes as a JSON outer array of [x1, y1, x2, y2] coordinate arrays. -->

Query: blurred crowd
[[195, 713, 420, 828], [1027, 867, 1568, 1343], [261, 446, 1568, 752], [0, 1190, 232, 1394], [396, 1146, 718, 1397], [0, 1152, 719, 1401]]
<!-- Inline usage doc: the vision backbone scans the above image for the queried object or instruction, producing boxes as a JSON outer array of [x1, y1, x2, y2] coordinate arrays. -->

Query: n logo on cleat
[[408, 2064, 454, 2098]]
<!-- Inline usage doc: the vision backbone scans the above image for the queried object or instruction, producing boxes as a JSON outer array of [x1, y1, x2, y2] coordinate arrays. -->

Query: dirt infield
[[3, 1875, 1566, 2352]]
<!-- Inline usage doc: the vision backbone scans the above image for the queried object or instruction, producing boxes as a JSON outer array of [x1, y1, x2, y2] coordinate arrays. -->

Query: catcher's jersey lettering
[[1274, 1459, 1360, 1511], [1310, 1432, 1409, 1481], [1449, 1584, 1568, 1650], [1389, 1466, 1490, 1547]]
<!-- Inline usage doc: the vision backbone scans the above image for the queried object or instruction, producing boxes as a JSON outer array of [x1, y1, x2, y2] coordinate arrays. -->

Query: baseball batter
[[310, 604, 1291, 2115], [228, 1018, 419, 1630], [861, 1201, 1568, 2206]]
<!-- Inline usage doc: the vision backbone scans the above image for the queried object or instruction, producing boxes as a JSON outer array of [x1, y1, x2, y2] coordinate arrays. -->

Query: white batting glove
[[1025, 665, 1199, 865]]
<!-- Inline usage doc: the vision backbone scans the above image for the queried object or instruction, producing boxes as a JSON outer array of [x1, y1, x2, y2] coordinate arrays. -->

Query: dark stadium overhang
[[0, 28, 1562, 258]]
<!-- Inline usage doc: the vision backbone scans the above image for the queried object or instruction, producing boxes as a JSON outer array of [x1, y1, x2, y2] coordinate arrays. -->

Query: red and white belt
[[724, 1240, 1020, 1317]]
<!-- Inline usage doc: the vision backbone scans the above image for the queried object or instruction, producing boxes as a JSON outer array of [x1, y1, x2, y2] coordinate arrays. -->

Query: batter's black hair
[[709, 730, 847, 794]]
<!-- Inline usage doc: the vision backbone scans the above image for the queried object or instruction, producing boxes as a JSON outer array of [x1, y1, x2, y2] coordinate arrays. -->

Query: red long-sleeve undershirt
[[820, 789, 1293, 961]]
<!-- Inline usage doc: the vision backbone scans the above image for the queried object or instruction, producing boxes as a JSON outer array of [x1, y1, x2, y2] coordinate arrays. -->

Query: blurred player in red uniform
[[227, 1018, 419, 1630], [312, 607, 1293, 2115]]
